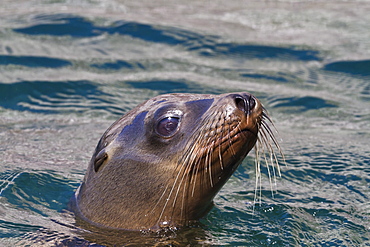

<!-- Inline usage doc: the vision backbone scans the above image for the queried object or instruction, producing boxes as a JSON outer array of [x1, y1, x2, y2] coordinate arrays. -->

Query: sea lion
[[72, 92, 280, 231]]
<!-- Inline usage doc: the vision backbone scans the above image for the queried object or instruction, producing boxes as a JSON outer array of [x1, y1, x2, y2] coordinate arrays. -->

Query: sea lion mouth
[[195, 124, 258, 164], [186, 101, 261, 174], [223, 126, 258, 146]]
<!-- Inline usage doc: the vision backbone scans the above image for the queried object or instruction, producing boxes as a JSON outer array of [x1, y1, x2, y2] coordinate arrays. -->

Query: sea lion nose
[[234, 94, 256, 115]]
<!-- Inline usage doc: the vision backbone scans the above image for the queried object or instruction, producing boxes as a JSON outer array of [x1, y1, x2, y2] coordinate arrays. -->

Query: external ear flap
[[94, 149, 108, 172]]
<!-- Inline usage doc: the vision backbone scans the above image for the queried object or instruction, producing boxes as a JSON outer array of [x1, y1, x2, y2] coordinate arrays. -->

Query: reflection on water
[[1, 1, 370, 246]]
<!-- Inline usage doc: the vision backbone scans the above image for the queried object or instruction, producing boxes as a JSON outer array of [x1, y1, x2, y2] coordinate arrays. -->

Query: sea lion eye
[[156, 117, 180, 137]]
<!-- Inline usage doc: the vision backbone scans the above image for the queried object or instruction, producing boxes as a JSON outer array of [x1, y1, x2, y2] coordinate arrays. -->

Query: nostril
[[248, 95, 256, 110], [235, 97, 247, 114], [234, 94, 256, 114]]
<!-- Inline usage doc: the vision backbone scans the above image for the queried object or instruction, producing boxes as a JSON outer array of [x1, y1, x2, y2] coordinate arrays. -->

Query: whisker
[[261, 122, 281, 152], [218, 120, 225, 171], [261, 121, 285, 173], [208, 144, 214, 188], [262, 111, 285, 161], [173, 159, 191, 208], [156, 153, 191, 223], [204, 143, 211, 186], [252, 108, 284, 209], [179, 165, 190, 220], [259, 128, 278, 185], [190, 151, 203, 197], [184, 134, 205, 197], [218, 141, 224, 171], [253, 140, 263, 212], [227, 124, 236, 156], [150, 183, 170, 215]]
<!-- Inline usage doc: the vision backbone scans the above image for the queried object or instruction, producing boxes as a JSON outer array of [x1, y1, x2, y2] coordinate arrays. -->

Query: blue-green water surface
[[1, 1, 370, 246]]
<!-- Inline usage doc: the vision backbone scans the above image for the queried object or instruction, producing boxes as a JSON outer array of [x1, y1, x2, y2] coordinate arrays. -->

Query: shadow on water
[[324, 60, 370, 77], [0, 55, 71, 68], [13, 15, 102, 38], [240, 71, 298, 84], [13, 14, 322, 62], [91, 60, 136, 70]]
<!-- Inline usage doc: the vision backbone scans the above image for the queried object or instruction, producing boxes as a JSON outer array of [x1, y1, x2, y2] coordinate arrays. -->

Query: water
[[1, 1, 370, 246]]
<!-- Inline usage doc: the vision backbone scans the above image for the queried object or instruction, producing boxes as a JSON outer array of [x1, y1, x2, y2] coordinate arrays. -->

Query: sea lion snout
[[232, 93, 257, 115], [213, 93, 260, 122]]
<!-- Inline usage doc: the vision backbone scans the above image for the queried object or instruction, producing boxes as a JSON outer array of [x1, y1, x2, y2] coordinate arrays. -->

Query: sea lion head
[[74, 92, 275, 231]]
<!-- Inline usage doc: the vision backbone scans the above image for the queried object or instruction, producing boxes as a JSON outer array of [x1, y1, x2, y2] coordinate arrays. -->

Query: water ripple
[[0, 170, 22, 196], [1, 171, 77, 215], [269, 96, 338, 112]]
